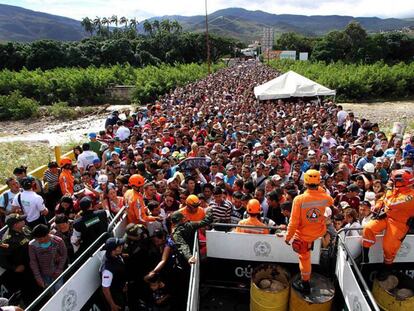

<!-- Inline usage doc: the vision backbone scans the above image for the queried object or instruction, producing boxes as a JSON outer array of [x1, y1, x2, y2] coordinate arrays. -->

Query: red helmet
[[60, 157, 72, 167], [391, 170, 414, 188], [246, 199, 261, 214], [129, 174, 145, 187]]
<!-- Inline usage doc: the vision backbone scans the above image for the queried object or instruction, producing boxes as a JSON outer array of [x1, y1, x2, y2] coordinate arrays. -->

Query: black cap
[[347, 184, 360, 193], [6, 213, 26, 227], [170, 211, 185, 224], [104, 237, 125, 252], [125, 223, 148, 239]]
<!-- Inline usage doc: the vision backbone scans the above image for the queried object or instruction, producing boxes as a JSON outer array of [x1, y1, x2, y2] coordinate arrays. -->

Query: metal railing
[[186, 231, 199, 311], [24, 207, 127, 311], [335, 227, 380, 311], [211, 222, 281, 231], [25, 231, 108, 311]]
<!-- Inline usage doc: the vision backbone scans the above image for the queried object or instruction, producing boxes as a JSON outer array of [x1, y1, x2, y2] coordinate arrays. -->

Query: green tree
[[344, 21, 368, 62], [119, 16, 128, 28], [110, 15, 118, 27], [143, 20, 153, 35], [26, 40, 66, 70], [81, 17, 94, 36], [311, 30, 352, 62], [129, 18, 138, 31]]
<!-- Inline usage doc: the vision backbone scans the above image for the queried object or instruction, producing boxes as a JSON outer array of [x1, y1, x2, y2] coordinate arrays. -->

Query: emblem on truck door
[[62, 289, 77, 311], [254, 241, 271, 257]]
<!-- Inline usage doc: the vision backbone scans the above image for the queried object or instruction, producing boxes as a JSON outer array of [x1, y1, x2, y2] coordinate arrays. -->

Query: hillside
[[161, 8, 414, 41], [1, 4, 414, 42], [0, 4, 84, 42]]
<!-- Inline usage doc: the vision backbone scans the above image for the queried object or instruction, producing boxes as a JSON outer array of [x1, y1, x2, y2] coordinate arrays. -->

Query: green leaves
[[271, 60, 414, 101], [0, 91, 39, 120]]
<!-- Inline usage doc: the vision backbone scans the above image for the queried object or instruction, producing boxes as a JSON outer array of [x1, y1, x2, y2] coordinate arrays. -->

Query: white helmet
[[98, 174, 108, 184], [363, 163, 375, 174]]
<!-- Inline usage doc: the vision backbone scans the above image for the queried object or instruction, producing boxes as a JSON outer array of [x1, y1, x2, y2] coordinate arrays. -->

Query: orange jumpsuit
[[286, 188, 333, 281], [234, 217, 269, 234], [59, 169, 74, 195], [124, 189, 156, 225], [362, 187, 414, 264], [179, 206, 205, 222]]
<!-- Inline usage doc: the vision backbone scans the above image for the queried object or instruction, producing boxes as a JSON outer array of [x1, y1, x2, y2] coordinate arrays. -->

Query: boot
[[362, 247, 370, 263], [377, 263, 393, 281], [292, 279, 311, 295]]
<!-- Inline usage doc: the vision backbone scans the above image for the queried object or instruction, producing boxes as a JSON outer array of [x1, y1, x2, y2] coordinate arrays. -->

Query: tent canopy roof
[[254, 70, 336, 100]]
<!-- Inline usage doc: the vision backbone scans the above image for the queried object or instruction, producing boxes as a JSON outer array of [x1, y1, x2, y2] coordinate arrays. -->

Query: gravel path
[[341, 101, 414, 130]]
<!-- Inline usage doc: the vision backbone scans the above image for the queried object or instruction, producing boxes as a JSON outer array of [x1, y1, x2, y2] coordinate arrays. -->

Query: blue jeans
[[42, 274, 64, 295]]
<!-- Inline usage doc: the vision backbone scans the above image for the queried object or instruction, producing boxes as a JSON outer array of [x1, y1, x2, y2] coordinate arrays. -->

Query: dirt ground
[[341, 101, 414, 130]]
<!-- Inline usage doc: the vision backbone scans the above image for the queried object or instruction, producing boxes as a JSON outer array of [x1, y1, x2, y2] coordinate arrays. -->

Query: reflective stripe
[[362, 238, 375, 244], [301, 199, 329, 208]]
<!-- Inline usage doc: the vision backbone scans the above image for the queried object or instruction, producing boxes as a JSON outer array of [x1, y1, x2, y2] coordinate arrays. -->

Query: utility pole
[[205, 0, 211, 74]]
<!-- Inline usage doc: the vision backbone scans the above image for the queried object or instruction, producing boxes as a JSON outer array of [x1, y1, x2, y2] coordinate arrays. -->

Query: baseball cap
[[88, 132, 97, 138], [125, 223, 148, 239], [365, 148, 374, 153], [161, 147, 170, 155], [98, 174, 108, 184], [347, 184, 360, 192], [215, 173, 224, 180], [339, 201, 351, 210], [6, 213, 26, 227], [93, 158, 101, 164], [73, 183, 85, 194], [104, 237, 125, 252]]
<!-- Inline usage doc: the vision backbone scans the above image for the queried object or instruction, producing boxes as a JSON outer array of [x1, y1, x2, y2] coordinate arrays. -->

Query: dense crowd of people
[[1, 61, 414, 310]]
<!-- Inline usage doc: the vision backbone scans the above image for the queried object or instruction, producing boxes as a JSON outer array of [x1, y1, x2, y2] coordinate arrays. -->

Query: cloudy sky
[[3, 0, 414, 20]]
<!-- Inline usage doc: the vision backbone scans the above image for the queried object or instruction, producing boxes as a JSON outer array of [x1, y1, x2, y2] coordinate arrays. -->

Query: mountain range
[[1, 4, 414, 42]]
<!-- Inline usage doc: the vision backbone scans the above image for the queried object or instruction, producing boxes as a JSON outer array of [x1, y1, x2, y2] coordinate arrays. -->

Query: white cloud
[[8, 0, 414, 20]]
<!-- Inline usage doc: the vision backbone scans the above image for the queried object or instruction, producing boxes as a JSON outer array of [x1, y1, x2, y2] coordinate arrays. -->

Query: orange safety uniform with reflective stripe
[[362, 187, 414, 264], [234, 217, 269, 234], [124, 189, 156, 225], [178, 206, 205, 222], [59, 169, 74, 195], [286, 188, 333, 281]]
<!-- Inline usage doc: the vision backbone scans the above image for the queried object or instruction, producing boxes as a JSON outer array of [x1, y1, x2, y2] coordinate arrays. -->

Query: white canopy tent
[[254, 70, 336, 100]]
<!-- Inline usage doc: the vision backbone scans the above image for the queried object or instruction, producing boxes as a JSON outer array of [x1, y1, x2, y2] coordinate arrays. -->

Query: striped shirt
[[29, 235, 67, 281], [209, 199, 233, 223], [44, 169, 60, 191]]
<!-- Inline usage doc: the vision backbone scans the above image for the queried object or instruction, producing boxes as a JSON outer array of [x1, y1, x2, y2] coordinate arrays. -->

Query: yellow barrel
[[289, 273, 334, 311], [250, 264, 290, 311], [372, 276, 414, 311]]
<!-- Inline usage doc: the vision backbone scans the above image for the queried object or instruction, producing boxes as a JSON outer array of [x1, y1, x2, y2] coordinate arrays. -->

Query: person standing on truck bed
[[362, 169, 414, 280], [285, 169, 333, 294], [100, 237, 127, 311], [71, 197, 108, 256], [234, 199, 269, 234]]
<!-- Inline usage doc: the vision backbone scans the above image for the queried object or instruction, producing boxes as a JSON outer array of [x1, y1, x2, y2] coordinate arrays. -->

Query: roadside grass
[[0, 139, 84, 187]]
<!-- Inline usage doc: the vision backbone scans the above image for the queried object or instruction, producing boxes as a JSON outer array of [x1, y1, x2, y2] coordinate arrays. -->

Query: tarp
[[254, 70, 336, 100]]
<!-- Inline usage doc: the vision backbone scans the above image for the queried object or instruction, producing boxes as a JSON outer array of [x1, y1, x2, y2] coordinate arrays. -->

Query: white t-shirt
[[12, 190, 46, 222], [116, 126, 131, 141], [337, 110, 348, 126], [0, 190, 17, 212], [77, 150, 99, 170]]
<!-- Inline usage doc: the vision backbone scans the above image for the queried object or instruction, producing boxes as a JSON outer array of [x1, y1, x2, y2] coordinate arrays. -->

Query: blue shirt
[[356, 156, 376, 171]]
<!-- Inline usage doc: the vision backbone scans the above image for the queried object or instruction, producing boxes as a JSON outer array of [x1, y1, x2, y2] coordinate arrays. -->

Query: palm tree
[[143, 20, 153, 35], [101, 17, 110, 31], [119, 16, 128, 28], [129, 18, 138, 31], [110, 15, 118, 27], [171, 20, 182, 33], [160, 19, 171, 33], [152, 20, 160, 33], [93, 16, 102, 35], [81, 17, 94, 36]]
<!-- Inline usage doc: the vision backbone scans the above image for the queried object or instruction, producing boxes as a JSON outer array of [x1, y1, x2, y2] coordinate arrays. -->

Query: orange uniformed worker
[[234, 199, 269, 234], [124, 175, 157, 225], [59, 157, 74, 195], [179, 195, 205, 221], [285, 169, 333, 294], [362, 169, 414, 279]]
